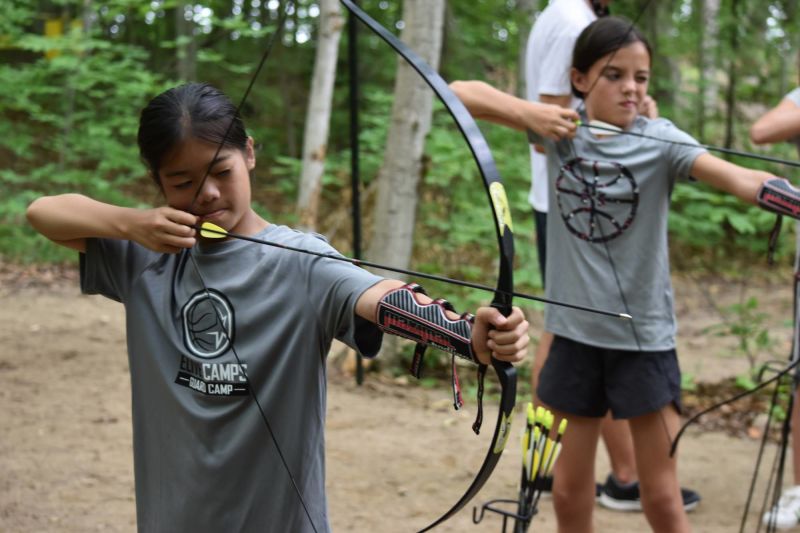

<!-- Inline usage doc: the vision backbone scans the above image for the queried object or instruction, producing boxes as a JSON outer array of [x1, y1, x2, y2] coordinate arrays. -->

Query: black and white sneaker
[[598, 474, 641, 511], [598, 474, 701, 512]]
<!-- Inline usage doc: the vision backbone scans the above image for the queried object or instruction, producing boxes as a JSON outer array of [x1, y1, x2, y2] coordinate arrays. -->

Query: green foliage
[[7, 0, 800, 388], [410, 109, 542, 312], [669, 182, 784, 265], [706, 296, 776, 374], [681, 372, 697, 392], [0, 5, 165, 261], [734, 373, 758, 391], [770, 402, 788, 423]]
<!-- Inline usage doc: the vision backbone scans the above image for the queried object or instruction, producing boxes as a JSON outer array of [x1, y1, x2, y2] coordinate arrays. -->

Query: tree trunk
[[296, 0, 344, 230], [366, 0, 445, 276], [640, 0, 679, 112], [175, 3, 197, 81], [516, 0, 538, 97], [366, 0, 445, 365], [697, 0, 720, 141], [723, 0, 739, 150]]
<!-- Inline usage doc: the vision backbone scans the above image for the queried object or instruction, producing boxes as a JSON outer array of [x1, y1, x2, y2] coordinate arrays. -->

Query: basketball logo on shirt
[[182, 289, 235, 359], [555, 157, 639, 243]]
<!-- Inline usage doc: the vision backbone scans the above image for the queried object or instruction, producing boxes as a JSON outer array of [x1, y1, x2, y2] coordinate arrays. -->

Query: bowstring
[[180, 2, 320, 531]]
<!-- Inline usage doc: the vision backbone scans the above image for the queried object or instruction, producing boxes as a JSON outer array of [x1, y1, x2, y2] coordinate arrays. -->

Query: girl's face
[[158, 135, 262, 236], [571, 41, 651, 129]]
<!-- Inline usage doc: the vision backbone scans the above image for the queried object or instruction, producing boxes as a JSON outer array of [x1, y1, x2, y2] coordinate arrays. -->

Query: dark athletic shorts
[[536, 335, 682, 419], [533, 209, 547, 286]]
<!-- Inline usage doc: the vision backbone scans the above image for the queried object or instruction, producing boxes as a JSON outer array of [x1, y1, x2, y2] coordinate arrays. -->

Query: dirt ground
[[0, 265, 798, 532]]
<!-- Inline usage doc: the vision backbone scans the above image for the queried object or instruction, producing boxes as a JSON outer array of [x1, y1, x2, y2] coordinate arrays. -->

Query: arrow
[[197, 221, 632, 320]]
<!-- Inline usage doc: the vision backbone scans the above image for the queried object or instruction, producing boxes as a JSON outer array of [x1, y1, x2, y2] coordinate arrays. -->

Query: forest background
[[4, 0, 800, 385]]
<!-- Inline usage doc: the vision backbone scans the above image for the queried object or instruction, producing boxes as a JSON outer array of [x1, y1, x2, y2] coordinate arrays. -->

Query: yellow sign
[[44, 19, 63, 60]]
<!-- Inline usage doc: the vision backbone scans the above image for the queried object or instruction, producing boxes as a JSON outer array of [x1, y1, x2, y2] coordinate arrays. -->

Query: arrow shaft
[[582, 123, 800, 169], [195, 224, 630, 320]]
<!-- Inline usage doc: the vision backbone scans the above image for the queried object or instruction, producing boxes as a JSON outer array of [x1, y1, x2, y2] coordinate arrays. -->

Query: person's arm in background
[[751, 97, 800, 144], [449, 80, 578, 141]]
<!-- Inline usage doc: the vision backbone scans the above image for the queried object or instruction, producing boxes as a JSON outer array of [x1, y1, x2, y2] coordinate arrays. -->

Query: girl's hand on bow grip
[[472, 306, 530, 365]]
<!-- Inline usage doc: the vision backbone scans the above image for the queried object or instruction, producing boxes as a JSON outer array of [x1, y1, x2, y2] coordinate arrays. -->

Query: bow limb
[[340, 1, 516, 529]]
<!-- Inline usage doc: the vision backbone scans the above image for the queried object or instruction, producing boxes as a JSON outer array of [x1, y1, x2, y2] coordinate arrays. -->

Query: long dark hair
[[591, 0, 610, 17], [571, 16, 652, 98], [137, 83, 248, 186]]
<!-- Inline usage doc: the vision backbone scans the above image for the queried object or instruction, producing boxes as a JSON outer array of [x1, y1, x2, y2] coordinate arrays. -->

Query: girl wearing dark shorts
[[452, 16, 795, 532]]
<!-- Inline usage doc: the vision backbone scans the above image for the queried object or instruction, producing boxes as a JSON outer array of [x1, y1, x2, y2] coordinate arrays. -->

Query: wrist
[[114, 206, 144, 241], [757, 177, 800, 219]]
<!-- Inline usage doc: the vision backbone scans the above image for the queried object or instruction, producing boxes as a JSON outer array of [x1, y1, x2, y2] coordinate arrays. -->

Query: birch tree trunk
[[366, 0, 445, 276], [296, 0, 345, 229], [696, 0, 720, 140]]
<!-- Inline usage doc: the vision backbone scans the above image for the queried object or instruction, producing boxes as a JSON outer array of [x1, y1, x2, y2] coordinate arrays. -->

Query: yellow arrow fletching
[[545, 442, 563, 476], [544, 411, 553, 431], [200, 221, 228, 239]]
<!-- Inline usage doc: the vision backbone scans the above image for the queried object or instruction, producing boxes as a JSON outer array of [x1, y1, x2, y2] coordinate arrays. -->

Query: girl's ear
[[571, 67, 590, 96], [245, 136, 256, 170]]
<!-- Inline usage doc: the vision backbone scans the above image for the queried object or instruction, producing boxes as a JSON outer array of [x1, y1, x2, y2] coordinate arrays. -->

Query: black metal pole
[[348, 0, 364, 385]]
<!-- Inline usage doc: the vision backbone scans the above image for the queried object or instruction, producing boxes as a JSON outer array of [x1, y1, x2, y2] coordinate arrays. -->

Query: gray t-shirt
[[80, 224, 383, 532], [529, 116, 706, 350]]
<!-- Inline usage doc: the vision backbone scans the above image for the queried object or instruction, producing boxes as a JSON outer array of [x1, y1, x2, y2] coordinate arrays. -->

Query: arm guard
[[757, 177, 800, 218], [376, 283, 476, 363]]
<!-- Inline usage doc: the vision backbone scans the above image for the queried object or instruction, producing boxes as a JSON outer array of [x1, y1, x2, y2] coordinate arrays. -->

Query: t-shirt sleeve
[[526, 128, 557, 154], [650, 120, 707, 182], [783, 89, 800, 146], [785, 88, 800, 107], [301, 235, 384, 358], [80, 238, 160, 303]]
